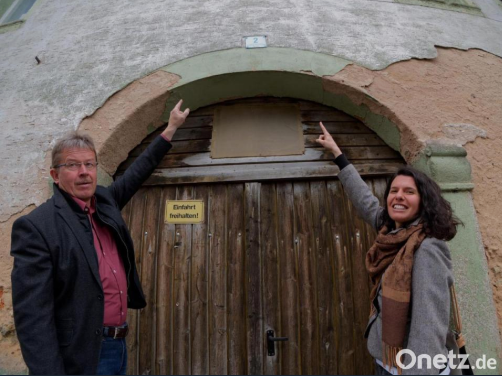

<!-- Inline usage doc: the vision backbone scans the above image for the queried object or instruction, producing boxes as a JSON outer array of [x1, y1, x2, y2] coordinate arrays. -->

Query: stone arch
[[78, 48, 500, 366], [79, 48, 411, 180]]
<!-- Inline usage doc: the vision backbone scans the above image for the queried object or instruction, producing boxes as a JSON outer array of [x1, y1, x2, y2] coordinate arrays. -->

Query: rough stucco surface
[[324, 47, 502, 343], [79, 70, 179, 175], [1, 0, 502, 222], [1, 0, 502, 373], [0, 207, 33, 374]]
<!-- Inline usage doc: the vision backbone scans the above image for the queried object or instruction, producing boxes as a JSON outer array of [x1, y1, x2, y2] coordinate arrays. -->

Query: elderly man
[[11, 100, 189, 375]]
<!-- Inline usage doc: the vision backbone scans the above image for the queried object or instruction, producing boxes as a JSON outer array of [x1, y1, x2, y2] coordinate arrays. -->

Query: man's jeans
[[97, 337, 127, 375]]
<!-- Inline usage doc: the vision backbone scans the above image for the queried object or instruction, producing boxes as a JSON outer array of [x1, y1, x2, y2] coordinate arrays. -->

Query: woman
[[316, 123, 461, 375]]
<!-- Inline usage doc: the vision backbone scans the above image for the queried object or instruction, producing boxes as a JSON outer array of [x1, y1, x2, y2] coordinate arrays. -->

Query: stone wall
[[1, 0, 502, 373]]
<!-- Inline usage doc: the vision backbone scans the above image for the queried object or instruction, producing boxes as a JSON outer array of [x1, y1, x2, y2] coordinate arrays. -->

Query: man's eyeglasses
[[53, 161, 98, 171]]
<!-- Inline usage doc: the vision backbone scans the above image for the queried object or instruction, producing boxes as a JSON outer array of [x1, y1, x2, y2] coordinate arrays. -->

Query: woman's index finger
[[319, 122, 329, 135]]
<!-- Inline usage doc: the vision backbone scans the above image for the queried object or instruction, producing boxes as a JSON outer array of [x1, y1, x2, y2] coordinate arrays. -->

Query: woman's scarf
[[365, 223, 426, 373]]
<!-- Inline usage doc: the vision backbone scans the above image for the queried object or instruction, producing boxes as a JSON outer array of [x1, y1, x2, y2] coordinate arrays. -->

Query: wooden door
[[121, 177, 388, 375]]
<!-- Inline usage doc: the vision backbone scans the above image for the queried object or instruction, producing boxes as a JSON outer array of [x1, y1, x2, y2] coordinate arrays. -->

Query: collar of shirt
[[71, 195, 96, 215]]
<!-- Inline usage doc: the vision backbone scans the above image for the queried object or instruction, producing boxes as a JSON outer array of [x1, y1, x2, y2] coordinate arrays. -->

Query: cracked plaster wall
[[1, 0, 502, 373], [323, 47, 502, 355]]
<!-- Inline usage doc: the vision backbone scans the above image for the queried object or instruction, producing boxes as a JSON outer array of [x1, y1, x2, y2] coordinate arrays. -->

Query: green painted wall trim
[[0, 19, 23, 34], [321, 91, 401, 152], [0, 0, 16, 18], [161, 70, 402, 154], [160, 47, 352, 88], [0, 0, 43, 33], [411, 144, 500, 373], [394, 0, 484, 16], [443, 191, 501, 375], [158, 48, 401, 152], [413, 142, 473, 191]]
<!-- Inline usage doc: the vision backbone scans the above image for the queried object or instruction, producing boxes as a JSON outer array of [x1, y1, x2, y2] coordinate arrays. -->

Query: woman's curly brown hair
[[380, 166, 463, 241]]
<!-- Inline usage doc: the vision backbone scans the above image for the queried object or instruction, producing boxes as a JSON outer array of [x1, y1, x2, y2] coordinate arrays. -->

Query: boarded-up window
[[211, 103, 304, 159]]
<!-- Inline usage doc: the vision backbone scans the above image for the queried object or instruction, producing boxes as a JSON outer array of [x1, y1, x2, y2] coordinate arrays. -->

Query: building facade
[[1, 0, 502, 373]]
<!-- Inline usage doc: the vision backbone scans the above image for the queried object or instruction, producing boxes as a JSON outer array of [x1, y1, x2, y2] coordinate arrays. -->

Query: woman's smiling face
[[386, 175, 421, 228]]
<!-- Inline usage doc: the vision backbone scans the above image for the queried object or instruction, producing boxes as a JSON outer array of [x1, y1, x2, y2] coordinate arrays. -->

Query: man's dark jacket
[[11, 136, 171, 374]]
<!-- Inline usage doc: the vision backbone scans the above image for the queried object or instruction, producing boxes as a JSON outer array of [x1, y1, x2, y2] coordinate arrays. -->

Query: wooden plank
[[143, 127, 213, 143], [302, 121, 371, 134], [304, 134, 386, 147], [190, 185, 210, 375], [276, 182, 300, 375], [129, 139, 211, 157], [301, 110, 357, 122], [125, 188, 148, 375], [298, 100, 337, 111], [207, 184, 227, 375], [120, 198, 133, 376], [172, 186, 193, 375], [118, 148, 402, 173], [155, 187, 177, 375], [293, 181, 320, 374], [309, 180, 339, 375], [326, 180, 355, 375], [143, 161, 403, 186], [189, 106, 216, 116], [356, 179, 380, 375], [245, 182, 264, 375], [261, 183, 281, 375], [121, 146, 401, 174], [343, 178, 373, 376], [226, 184, 247, 375], [137, 187, 162, 375]]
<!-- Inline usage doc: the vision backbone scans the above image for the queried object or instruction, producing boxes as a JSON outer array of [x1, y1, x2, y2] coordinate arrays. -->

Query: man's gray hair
[[51, 131, 97, 168]]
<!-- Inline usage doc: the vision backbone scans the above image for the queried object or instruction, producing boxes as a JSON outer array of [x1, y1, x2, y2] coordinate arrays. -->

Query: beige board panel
[[211, 103, 304, 158], [165, 200, 204, 224]]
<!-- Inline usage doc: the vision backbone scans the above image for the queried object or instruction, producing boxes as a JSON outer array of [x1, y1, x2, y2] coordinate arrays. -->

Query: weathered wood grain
[[261, 183, 281, 375], [124, 189, 147, 375], [304, 134, 386, 147], [344, 178, 373, 375], [189, 185, 210, 375], [129, 139, 212, 157], [143, 161, 402, 186], [155, 187, 177, 375], [276, 182, 300, 375], [172, 186, 193, 375], [245, 182, 264, 375], [301, 110, 356, 122], [208, 184, 228, 375], [293, 181, 320, 374], [118, 148, 401, 173], [309, 180, 339, 375], [326, 180, 355, 375], [137, 188, 162, 375], [302, 121, 370, 134], [226, 184, 247, 375]]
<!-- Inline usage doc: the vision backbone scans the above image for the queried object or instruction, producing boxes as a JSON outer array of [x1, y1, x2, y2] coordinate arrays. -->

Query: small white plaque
[[245, 36, 267, 49]]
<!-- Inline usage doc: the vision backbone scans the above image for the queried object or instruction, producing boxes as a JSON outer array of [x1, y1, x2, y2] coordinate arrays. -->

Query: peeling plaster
[[1, 0, 502, 222], [441, 123, 488, 145], [1, 1, 502, 371]]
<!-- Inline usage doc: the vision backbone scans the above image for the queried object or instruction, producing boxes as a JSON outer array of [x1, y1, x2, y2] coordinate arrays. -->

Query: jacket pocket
[[56, 319, 73, 347]]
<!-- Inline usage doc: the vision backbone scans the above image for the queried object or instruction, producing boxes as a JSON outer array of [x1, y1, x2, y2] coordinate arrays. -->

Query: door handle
[[267, 330, 288, 356]]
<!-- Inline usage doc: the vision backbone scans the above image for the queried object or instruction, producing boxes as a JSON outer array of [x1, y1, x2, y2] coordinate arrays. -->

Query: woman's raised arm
[[316, 122, 383, 230]]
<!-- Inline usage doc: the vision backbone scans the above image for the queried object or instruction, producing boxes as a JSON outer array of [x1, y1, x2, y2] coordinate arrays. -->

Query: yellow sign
[[165, 200, 204, 224]]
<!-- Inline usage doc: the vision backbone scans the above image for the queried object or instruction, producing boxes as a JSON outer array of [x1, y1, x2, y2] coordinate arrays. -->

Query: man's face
[[50, 148, 98, 205]]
